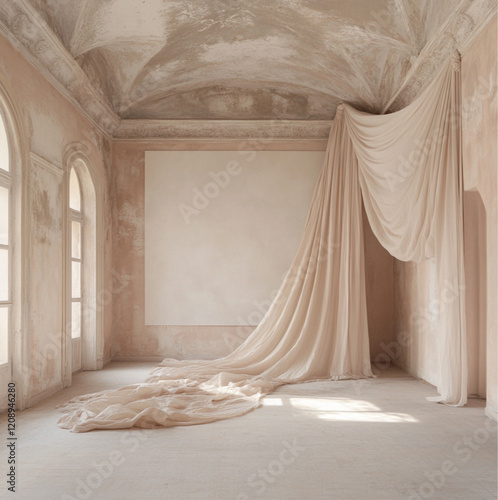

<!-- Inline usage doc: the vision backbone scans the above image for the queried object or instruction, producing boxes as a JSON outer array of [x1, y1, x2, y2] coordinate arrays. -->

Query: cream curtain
[[58, 55, 466, 432], [344, 52, 466, 406]]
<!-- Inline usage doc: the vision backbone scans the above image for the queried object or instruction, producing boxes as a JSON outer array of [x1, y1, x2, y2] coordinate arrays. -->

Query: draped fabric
[[343, 53, 467, 406], [58, 55, 466, 432]]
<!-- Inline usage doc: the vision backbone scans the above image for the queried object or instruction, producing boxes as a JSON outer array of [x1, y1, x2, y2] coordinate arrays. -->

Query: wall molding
[[0, 0, 120, 138], [114, 119, 333, 142], [30, 152, 63, 177], [28, 381, 63, 408], [114, 139, 329, 151], [112, 356, 166, 363]]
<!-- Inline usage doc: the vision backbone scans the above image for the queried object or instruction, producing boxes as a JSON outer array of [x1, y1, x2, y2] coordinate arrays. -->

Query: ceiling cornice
[[0, 0, 120, 138], [383, 0, 497, 113], [114, 119, 333, 142]]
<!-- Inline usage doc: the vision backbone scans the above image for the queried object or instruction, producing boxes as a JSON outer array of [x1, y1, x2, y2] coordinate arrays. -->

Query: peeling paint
[[29, 0, 464, 120]]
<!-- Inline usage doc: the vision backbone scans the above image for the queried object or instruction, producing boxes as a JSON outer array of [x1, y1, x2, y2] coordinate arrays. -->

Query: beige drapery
[[58, 55, 466, 432], [344, 52, 466, 406]]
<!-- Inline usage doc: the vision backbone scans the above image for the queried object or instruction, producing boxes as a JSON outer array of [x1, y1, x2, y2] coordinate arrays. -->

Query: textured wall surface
[[2, 3, 493, 413], [111, 141, 394, 361], [0, 31, 112, 405]]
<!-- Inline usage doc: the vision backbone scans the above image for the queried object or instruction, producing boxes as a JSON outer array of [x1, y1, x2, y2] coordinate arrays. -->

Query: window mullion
[[71, 209, 82, 221], [0, 169, 11, 186]]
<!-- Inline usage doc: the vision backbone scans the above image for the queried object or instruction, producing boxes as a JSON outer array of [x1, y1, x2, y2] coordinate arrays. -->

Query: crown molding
[[458, 1, 498, 53], [383, 0, 497, 112], [114, 119, 333, 142], [0, 0, 120, 138]]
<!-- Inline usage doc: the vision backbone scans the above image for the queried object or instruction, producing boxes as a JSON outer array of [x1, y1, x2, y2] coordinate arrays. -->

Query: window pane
[[0, 116, 9, 173], [0, 306, 8, 364], [72, 261, 81, 299], [0, 248, 8, 301], [0, 186, 8, 246], [71, 301, 81, 339], [72, 221, 81, 259], [70, 169, 81, 212]]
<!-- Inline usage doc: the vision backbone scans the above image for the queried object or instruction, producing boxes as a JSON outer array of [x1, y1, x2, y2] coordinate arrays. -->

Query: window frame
[[0, 165, 11, 366], [70, 169, 83, 340]]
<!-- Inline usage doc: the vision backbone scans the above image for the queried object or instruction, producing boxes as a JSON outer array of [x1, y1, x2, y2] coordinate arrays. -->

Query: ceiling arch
[[26, 0, 476, 120]]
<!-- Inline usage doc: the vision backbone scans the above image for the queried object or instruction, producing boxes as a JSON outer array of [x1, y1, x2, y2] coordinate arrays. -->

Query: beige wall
[[363, 209, 395, 360], [144, 150, 324, 326], [462, 15, 498, 418], [393, 15, 497, 418], [0, 32, 113, 407], [111, 141, 394, 361]]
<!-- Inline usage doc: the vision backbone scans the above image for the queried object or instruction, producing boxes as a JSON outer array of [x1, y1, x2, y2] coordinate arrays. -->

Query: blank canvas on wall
[[145, 150, 324, 326]]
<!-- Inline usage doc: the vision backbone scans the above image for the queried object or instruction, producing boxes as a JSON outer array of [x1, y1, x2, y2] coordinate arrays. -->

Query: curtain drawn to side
[[343, 52, 466, 406], [58, 54, 466, 432]]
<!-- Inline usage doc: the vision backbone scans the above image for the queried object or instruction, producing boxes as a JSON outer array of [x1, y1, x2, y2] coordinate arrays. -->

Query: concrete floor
[[0, 363, 496, 500]]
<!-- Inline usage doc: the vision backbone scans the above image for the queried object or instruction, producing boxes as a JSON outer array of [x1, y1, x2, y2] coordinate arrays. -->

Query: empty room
[[0, 1, 496, 499]]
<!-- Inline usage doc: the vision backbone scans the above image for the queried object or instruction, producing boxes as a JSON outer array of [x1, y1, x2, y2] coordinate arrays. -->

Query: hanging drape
[[343, 52, 466, 406], [58, 54, 466, 432]]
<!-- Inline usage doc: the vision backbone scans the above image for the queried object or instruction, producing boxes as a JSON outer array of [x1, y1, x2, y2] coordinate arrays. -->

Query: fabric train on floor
[[58, 54, 466, 432]]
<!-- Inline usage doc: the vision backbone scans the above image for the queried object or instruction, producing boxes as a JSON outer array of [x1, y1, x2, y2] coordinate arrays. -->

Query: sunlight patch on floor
[[288, 397, 419, 423]]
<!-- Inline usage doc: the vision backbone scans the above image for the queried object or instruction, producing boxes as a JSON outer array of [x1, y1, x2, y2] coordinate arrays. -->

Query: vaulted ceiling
[[0, 0, 494, 136], [21, 0, 488, 121]]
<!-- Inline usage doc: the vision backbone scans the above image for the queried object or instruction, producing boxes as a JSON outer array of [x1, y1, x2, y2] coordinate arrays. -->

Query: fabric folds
[[343, 53, 466, 406], [58, 55, 466, 432]]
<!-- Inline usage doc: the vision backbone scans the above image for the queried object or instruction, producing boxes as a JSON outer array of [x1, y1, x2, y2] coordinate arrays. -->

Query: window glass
[[71, 301, 81, 339], [0, 248, 8, 301], [69, 169, 81, 212], [0, 186, 8, 245], [71, 261, 81, 299], [0, 307, 8, 363], [72, 221, 81, 259], [0, 117, 9, 172]]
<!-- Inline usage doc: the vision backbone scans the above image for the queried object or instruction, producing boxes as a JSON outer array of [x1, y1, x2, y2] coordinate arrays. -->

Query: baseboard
[[28, 382, 64, 408], [485, 406, 498, 421], [111, 356, 165, 362], [111, 355, 222, 362]]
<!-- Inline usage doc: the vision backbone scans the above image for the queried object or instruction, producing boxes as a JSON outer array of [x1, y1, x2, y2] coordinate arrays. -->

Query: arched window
[[66, 156, 99, 376], [0, 79, 26, 410], [70, 168, 82, 348], [0, 111, 10, 366]]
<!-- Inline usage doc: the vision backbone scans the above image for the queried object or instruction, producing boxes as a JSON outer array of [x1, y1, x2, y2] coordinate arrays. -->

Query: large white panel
[[145, 150, 324, 325]]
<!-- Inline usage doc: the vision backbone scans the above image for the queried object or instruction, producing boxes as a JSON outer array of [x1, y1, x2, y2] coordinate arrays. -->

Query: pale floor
[[0, 363, 496, 500]]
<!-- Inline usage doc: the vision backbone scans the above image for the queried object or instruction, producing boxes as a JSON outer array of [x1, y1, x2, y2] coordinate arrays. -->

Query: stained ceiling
[[23, 0, 481, 120]]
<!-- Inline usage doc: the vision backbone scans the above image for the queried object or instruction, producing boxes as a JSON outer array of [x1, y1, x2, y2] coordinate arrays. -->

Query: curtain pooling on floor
[[58, 54, 466, 432]]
